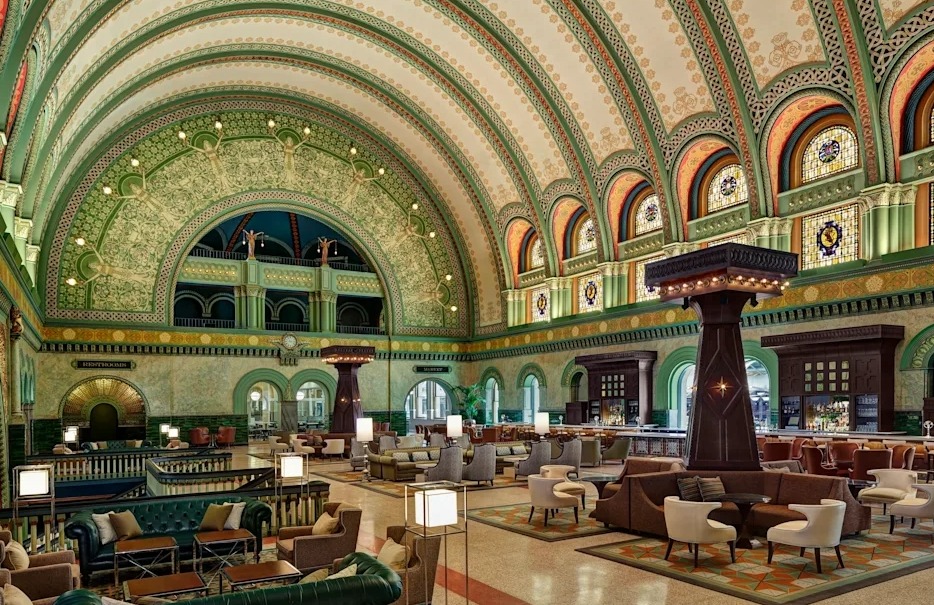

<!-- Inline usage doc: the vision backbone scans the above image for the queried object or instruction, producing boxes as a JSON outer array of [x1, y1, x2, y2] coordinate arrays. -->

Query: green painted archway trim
[[402, 377, 457, 414], [560, 361, 586, 388], [742, 340, 779, 418], [288, 369, 337, 403], [57, 374, 151, 420], [479, 367, 505, 388], [516, 363, 547, 389], [654, 346, 698, 414], [232, 369, 289, 415], [901, 323, 934, 370]]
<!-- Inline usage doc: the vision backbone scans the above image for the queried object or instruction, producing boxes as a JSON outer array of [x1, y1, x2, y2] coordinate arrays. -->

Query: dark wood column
[[322, 346, 375, 433], [645, 244, 797, 470]]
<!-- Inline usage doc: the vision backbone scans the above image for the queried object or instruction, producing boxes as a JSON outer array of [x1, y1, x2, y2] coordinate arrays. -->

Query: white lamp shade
[[19, 469, 50, 497], [63, 428, 78, 443], [534, 412, 550, 435], [446, 415, 463, 439], [414, 488, 458, 527], [167, 426, 179, 439], [356, 417, 374, 442], [280, 455, 304, 478], [160, 423, 171, 434]]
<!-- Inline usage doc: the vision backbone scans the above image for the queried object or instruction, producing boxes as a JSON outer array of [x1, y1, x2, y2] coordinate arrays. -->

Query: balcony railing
[[26, 448, 214, 482], [189, 249, 371, 273], [174, 317, 235, 329], [266, 322, 310, 332], [336, 325, 385, 335]]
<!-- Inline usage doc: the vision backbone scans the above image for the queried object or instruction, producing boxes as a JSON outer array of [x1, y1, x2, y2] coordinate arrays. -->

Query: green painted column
[[234, 285, 266, 329], [859, 183, 916, 260], [599, 262, 626, 308], [547, 277, 572, 319], [745, 218, 792, 251], [504, 289, 525, 326]]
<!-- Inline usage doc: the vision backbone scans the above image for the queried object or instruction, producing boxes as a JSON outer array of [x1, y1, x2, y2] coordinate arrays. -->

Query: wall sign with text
[[72, 360, 136, 370], [413, 365, 450, 374]]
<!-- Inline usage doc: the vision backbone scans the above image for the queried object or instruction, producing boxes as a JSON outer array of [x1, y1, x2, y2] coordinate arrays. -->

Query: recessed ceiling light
[[102, 185, 112, 195], [65, 278, 77, 286], [75, 237, 86, 246]]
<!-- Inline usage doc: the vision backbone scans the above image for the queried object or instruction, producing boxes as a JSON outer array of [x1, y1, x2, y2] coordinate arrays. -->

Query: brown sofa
[[0, 530, 80, 605], [592, 467, 870, 538], [368, 447, 443, 481]]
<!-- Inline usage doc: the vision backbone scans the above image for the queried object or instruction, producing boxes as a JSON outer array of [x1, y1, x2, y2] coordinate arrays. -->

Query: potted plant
[[453, 382, 485, 427]]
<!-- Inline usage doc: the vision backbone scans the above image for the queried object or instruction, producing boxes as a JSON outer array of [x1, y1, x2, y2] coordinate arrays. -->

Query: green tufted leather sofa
[[64, 495, 271, 584], [53, 552, 402, 605]]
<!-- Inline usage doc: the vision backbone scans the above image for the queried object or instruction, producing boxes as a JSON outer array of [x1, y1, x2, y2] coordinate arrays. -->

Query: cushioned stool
[[541, 464, 586, 509]]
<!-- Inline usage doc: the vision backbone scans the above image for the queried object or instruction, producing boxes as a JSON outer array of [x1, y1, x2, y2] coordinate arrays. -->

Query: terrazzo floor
[[216, 443, 934, 604]]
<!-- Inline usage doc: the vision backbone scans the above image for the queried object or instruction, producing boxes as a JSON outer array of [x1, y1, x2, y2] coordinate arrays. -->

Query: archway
[[523, 375, 541, 423], [404, 379, 454, 433], [246, 381, 282, 433], [671, 358, 772, 430], [88, 403, 119, 441], [484, 377, 500, 425]]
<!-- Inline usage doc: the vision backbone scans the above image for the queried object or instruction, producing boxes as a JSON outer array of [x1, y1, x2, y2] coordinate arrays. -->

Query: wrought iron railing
[[189, 249, 371, 273], [26, 448, 215, 482], [173, 317, 236, 328], [266, 322, 310, 332], [336, 325, 385, 334]]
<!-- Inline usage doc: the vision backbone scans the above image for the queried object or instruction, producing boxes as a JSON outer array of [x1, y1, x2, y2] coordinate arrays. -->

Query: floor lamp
[[405, 481, 467, 605], [535, 412, 550, 442], [159, 423, 171, 447], [276, 452, 307, 525], [446, 415, 462, 447], [13, 464, 55, 549], [356, 417, 374, 482]]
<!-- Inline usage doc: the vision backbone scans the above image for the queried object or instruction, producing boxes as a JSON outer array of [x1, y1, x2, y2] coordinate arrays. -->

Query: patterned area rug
[[249, 453, 349, 466], [577, 514, 934, 605], [467, 503, 618, 542], [312, 470, 525, 499]]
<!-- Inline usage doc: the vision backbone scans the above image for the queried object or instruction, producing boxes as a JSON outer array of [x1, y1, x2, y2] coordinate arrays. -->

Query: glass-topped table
[[578, 473, 620, 496]]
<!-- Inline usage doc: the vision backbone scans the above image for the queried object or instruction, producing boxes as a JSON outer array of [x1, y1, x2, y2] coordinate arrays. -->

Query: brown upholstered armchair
[[189, 427, 211, 447], [276, 502, 362, 572], [384, 525, 440, 605], [215, 426, 236, 447], [0, 530, 79, 605]]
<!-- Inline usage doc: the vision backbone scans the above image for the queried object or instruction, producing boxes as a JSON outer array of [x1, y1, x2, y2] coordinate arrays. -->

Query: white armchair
[[528, 474, 579, 526], [889, 483, 934, 539], [663, 496, 736, 568], [268, 435, 290, 455], [291, 438, 316, 456], [540, 464, 587, 509], [767, 499, 846, 573], [322, 438, 345, 459], [858, 469, 917, 513]]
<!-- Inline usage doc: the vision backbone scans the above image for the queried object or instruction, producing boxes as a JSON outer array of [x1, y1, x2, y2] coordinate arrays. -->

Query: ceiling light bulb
[[65, 278, 77, 286], [428, 231, 436, 238], [130, 158, 139, 167], [445, 274, 452, 281], [75, 237, 86, 246], [411, 203, 418, 210], [178, 131, 187, 139], [303, 126, 311, 135], [378, 167, 385, 175], [102, 185, 112, 195], [267, 119, 276, 128], [350, 146, 357, 155], [450, 305, 457, 312], [215, 120, 223, 130]]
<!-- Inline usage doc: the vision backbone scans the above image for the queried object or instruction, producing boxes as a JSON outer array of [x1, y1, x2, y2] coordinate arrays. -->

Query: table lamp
[[534, 412, 549, 440], [356, 417, 374, 481]]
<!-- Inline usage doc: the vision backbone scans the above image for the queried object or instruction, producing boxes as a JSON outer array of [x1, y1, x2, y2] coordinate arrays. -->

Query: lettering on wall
[[72, 360, 136, 370], [413, 365, 450, 374]]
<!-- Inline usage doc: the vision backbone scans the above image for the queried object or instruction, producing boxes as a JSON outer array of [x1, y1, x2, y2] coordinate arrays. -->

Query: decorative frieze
[[779, 170, 864, 216], [619, 232, 663, 260], [688, 206, 749, 240]]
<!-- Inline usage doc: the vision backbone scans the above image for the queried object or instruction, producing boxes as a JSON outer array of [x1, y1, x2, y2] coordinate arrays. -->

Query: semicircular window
[[801, 126, 858, 184]]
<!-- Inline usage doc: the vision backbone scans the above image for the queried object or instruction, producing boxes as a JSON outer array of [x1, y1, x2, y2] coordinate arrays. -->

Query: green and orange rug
[[312, 470, 525, 499], [577, 514, 934, 604], [467, 503, 618, 542]]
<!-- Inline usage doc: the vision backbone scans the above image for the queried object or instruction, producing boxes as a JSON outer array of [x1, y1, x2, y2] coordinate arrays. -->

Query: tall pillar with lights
[[322, 345, 375, 432], [645, 244, 797, 470]]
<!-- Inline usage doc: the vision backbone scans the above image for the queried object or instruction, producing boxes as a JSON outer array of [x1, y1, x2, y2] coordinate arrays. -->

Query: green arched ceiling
[[0, 0, 931, 336]]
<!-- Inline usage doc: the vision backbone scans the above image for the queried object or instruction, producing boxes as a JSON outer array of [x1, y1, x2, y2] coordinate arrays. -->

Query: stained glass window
[[801, 126, 858, 184], [529, 237, 544, 270], [577, 273, 603, 312], [531, 287, 550, 323], [708, 232, 749, 247], [801, 204, 859, 270], [634, 255, 664, 303], [634, 194, 662, 236], [575, 217, 597, 254], [706, 163, 748, 213]]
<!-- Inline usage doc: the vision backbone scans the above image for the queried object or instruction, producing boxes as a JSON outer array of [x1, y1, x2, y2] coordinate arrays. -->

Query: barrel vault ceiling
[[0, 0, 930, 337]]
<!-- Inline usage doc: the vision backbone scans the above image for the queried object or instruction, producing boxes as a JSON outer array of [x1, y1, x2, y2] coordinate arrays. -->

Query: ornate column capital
[[0, 181, 22, 210], [13, 217, 32, 241], [857, 182, 916, 213], [662, 242, 699, 258], [597, 261, 628, 277]]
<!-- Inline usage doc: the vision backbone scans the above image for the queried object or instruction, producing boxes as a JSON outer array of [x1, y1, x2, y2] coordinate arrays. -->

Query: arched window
[[523, 375, 541, 423], [706, 163, 748, 213], [522, 233, 545, 273], [801, 126, 859, 184], [295, 381, 327, 428], [634, 194, 662, 236], [574, 217, 597, 255], [405, 380, 450, 422], [485, 378, 500, 423]]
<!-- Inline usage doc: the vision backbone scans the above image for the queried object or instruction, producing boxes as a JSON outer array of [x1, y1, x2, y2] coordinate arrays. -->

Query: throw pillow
[[377, 538, 407, 571], [2, 540, 29, 570], [89, 442, 99, 450], [96, 441, 108, 450], [676, 477, 702, 502], [298, 568, 330, 584], [698, 477, 726, 502], [3, 583, 30, 605], [763, 466, 791, 473], [391, 452, 411, 462], [428, 450, 440, 460], [200, 504, 234, 531], [511, 446, 527, 455], [411, 451, 430, 462], [326, 563, 357, 580], [223, 502, 247, 530], [312, 512, 339, 535], [92, 511, 118, 544], [496, 446, 512, 456], [109, 511, 143, 541]]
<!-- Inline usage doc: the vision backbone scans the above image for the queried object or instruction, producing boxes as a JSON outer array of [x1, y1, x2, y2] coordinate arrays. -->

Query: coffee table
[[503, 455, 528, 480], [114, 536, 178, 585], [711, 493, 771, 549], [123, 572, 207, 602], [194, 529, 258, 584], [579, 473, 619, 497], [221, 560, 302, 593]]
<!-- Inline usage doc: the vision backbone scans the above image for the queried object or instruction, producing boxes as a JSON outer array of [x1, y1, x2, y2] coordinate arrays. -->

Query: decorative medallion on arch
[[60, 377, 147, 427]]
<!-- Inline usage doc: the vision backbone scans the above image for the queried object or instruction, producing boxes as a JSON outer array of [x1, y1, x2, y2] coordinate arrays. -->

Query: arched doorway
[[247, 381, 282, 431], [405, 379, 452, 433], [672, 358, 771, 429], [484, 377, 500, 424], [88, 403, 119, 441], [523, 375, 541, 423], [295, 380, 327, 430]]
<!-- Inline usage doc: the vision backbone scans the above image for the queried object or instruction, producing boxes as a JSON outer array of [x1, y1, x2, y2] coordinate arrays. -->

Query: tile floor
[[220, 443, 934, 604]]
